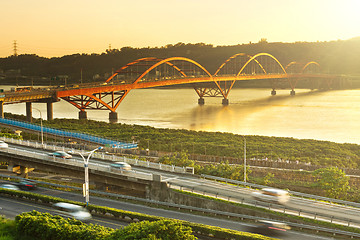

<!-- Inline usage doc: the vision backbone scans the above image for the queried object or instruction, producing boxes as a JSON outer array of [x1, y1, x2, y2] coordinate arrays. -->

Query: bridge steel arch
[[132, 57, 212, 84], [302, 61, 321, 73], [218, 53, 289, 98], [61, 57, 214, 120], [214, 53, 254, 76]]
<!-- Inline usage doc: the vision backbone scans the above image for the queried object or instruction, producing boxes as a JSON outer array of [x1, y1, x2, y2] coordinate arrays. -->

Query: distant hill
[[1, 39, 360, 85]]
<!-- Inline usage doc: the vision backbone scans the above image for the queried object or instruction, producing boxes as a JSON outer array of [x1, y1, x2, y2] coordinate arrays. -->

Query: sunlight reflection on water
[[3, 87, 360, 144]]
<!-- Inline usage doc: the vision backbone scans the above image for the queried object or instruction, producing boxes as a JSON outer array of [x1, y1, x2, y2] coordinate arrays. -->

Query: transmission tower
[[13, 40, 18, 56]]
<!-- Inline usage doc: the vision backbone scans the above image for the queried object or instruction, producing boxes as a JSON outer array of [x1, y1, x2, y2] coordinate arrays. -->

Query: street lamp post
[[70, 146, 103, 207], [33, 108, 43, 146]]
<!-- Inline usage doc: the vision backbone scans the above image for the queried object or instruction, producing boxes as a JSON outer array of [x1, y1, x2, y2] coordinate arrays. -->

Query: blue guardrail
[[0, 118, 137, 149]]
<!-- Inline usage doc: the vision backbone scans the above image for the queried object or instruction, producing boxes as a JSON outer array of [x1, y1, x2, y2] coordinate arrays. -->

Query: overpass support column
[[198, 98, 205, 105], [19, 166, 29, 178], [109, 112, 118, 121], [222, 98, 229, 106], [7, 163, 14, 172], [79, 111, 87, 120], [0, 101, 3, 118], [46, 101, 53, 121], [26, 102, 32, 122]]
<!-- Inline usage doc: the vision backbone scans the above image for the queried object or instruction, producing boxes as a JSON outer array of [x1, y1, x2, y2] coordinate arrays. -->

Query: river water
[[2, 85, 360, 144]]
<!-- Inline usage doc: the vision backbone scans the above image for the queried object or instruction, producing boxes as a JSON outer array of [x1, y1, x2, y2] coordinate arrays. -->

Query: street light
[[242, 136, 247, 182], [33, 108, 43, 146], [69, 146, 103, 207]]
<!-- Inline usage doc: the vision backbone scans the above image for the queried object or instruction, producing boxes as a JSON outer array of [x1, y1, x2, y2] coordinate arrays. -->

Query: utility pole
[[13, 40, 18, 56]]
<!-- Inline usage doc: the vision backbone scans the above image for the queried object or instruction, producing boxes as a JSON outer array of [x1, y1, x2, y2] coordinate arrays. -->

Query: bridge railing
[[0, 117, 137, 149]]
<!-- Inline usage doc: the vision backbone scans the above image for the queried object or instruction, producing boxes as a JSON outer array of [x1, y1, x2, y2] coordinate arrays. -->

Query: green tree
[[158, 151, 195, 167], [264, 173, 275, 185], [313, 167, 350, 198]]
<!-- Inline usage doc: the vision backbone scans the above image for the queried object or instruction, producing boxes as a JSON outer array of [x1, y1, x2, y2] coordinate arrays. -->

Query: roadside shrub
[[107, 219, 197, 240], [15, 211, 113, 240]]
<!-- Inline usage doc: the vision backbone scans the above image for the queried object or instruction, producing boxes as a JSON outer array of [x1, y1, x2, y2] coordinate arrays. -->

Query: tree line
[[1, 38, 360, 86]]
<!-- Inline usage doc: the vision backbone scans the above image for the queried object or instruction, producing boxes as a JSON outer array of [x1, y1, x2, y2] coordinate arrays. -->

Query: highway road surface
[[0, 181, 336, 240]]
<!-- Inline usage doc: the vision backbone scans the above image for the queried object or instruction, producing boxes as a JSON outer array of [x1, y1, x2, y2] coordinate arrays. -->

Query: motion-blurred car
[[0, 183, 20, 191], [252, 188, 290, 204], [248, 220, 290, 236], [0, 141, 8, 148], [110, 161, 132, 171], [48, 151, 72, 159], [18, 180, 37, 190], [52, 202, 92, 222]]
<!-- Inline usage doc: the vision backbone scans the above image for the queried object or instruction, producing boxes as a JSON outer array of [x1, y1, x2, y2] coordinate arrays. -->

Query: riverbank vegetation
[[2, 113, 359, 201], [20, 115, 360, 170]]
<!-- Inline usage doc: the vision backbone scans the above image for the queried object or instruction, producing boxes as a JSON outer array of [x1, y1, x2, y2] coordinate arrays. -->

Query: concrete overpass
[[0, 146, 167, 199]]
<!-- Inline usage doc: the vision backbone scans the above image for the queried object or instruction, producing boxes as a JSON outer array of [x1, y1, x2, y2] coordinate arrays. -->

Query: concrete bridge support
[[198, 98, 205, 105], [0, 101, 3, 118], [46, 101, 53, 121], [222, 98, 229, 106], [109, 112, 118, 121], [26, 102, 32, 122], [79, 111, 87, 120]]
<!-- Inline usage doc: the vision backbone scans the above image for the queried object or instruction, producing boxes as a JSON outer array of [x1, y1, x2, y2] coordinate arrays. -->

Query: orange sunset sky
[[0, 0, 359, 57]]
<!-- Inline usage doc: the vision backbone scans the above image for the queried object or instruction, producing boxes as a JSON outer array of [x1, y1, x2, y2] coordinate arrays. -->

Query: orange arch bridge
[[54, 52, 337, 120]]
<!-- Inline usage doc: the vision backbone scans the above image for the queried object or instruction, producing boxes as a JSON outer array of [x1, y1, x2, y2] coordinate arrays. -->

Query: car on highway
[[52, 202, 92, 222], [252, 187, 290, 204], [110, 161, 132, 171], [48, 151, 72, 159], [18, 180, 37, 190], [248, 220, 290, 236], [0, 140, 8, 148], [0, 183, 20, 191]]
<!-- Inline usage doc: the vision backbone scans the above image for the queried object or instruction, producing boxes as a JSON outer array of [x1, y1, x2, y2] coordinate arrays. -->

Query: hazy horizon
[[1, 0, 359, 58]]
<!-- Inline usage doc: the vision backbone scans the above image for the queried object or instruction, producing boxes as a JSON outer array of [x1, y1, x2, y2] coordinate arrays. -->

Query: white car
[[48, 151, 72, 159], [0, 141, 8, 148], [110, 162, 132, 171], [52, 202, 92, 222], [252, 188, 290, 204], [0, 184, 20, 190]]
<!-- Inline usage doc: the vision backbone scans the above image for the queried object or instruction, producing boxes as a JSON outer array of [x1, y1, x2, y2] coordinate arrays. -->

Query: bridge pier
[[79, 111, 87, 120], [222, 98, 229, 106], [290, 90, 296, 96], [271, 89, 277, 96], [26, 102, 32, 122], [109, 112, 118, 121], [46, 101, 53, 121], [198, 98, 205, 105], [0, 101, 3, 118]]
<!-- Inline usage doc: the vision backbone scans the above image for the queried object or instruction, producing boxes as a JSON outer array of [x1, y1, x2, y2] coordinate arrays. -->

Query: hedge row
[[0, 189, 273, 240]]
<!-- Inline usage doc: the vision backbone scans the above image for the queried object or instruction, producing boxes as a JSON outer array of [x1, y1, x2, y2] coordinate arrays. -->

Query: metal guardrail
[[1, 174, 360, 239], [0, 117, 137, 149], [0, 136, 189, 175], [201, 174, 360, 208], [168, 181, 360, 229]]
